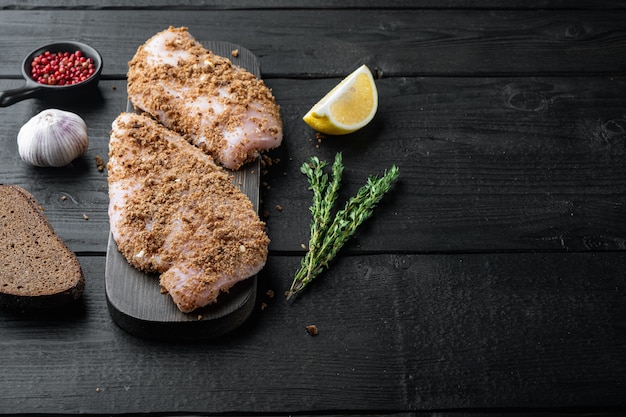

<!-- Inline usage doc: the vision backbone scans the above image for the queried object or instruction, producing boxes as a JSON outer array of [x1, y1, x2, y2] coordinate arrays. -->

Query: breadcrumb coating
[[127, 26, 283, 170], [108, 112, 269, 312]]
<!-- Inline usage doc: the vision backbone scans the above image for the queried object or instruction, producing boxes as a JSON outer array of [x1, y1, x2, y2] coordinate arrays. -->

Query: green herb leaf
[[287, 153, 399, 300]]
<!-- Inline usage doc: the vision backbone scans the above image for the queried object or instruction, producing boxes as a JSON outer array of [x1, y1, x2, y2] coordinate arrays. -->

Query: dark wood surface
[[0, 2, 625, 416]]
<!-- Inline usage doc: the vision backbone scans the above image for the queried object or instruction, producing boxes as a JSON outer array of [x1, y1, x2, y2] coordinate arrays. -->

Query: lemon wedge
[[303, 64, 378, 135]]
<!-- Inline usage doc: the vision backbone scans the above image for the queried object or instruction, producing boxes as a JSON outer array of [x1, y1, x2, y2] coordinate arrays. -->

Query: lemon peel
[[303, 65, 378, 135]]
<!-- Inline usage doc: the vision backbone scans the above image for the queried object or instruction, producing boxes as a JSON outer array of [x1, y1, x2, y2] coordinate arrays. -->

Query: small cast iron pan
[[0, 41, 103, 107]]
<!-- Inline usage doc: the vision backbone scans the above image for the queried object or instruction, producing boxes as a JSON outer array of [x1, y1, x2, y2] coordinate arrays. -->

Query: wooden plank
[[2, 0, 626, 10], [0, 252, 625, 413], [0, 9, 625, 77], [2, 75, 626, 254], [261, 75, 626, 253], [0, 79, 127, 253]]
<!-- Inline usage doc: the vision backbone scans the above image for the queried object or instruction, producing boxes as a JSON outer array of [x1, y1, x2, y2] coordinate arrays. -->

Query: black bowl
[[0, 41, 103, 107]]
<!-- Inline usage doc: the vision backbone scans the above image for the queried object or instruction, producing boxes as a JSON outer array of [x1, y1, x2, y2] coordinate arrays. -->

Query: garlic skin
[[17, 109, 89, 167]]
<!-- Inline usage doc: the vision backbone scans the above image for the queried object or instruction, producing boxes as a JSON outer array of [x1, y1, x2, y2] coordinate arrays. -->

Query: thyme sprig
[[287, 152, 399, 300]]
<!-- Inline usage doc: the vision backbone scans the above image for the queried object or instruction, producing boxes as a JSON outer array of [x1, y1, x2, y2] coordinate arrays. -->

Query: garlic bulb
[[17, 109, 89, 167]]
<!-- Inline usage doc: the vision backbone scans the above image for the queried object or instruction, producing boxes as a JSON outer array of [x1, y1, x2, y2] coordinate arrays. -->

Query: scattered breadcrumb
[[95, 155, 105, 172], [95, 387, 101, 393], [231, 49, 239, 57], [306, 325, 319, 336], [83, 213, 89, 220], [300, 243, 307, 250], [61, 195, 67, 202], [275, 204, 283, 212], [261, 154, 281, 168], [259, 288, 275, 311]]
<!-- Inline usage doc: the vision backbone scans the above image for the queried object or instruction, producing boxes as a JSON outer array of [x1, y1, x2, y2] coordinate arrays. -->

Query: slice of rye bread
[[0, 184, 84, 309]]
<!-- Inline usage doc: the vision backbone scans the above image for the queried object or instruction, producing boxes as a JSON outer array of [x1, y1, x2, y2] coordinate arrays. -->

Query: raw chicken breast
[[107, 112, 269, 313], [127, 26, 283, 170]]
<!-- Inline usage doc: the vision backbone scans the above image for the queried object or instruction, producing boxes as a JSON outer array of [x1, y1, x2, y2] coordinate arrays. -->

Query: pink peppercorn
[[30, 50, 96, 86]]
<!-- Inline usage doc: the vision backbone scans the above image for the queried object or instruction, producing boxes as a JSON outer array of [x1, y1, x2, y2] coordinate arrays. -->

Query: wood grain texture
[[0, 79, 125, 253], [0, 9, 625, 77], [0, 253, 624, 414], [2, 0, 626, 10], [262, 76, 626, 253], [2, 75, 626, 254], [0, 4, 625, 414]]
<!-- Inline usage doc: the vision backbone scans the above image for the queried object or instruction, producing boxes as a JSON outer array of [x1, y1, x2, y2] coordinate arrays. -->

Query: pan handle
[[0, 84, 42, 107]]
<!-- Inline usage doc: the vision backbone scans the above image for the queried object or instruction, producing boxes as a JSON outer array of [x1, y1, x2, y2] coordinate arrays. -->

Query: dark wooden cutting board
[[105, 41, 262, 340]]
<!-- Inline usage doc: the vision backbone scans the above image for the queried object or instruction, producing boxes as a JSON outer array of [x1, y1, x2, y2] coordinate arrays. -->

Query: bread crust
[[0, 184, 84, 310]]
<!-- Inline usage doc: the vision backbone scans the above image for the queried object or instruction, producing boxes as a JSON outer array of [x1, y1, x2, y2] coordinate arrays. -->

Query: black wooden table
[[1, 1, 625, 416]]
